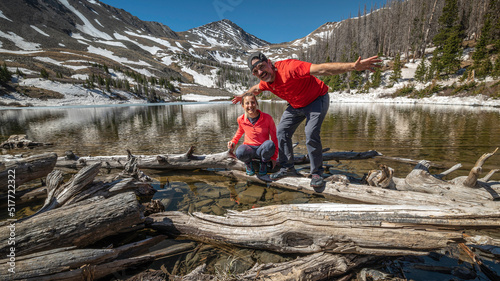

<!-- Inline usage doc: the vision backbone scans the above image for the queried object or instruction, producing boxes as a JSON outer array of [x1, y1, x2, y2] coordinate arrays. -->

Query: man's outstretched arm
[[310, 56, 382, 76]]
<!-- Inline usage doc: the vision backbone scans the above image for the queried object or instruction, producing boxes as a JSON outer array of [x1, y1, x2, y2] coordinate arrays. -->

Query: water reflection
[[2, 101, 500, 279], [1, 101, 499, 179]]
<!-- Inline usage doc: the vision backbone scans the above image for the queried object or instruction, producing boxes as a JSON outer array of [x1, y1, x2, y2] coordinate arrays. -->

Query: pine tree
[[473, 16, 491, 78], [40, 68, 49, 79], [493, 56, 500, 78], [0, 62, 11, 85], [16, 68, 24, 78], [431, 0, 464, 77], [415, 57, 427, 83], [390, 53, 402, 83], [370, 67, 382, 88]]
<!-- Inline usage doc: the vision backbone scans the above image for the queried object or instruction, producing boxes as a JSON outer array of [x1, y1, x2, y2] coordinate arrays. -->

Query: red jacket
[[231, 110, 278, 160], [259, 59, 328, 108]]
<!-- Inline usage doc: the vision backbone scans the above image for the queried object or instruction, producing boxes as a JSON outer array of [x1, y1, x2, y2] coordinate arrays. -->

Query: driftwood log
[[54, 148, 381, 170], [0, 153, 167, 281], [147, 203, 500, 256], [0, 152, 57, 190], [218, 148, 500, 208], [0, 191, 144, 256], [0, 237, 196, 281], [1, 147, 498, 280]]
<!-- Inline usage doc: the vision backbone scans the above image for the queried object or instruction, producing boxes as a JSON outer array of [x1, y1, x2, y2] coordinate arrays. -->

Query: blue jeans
[[235, 140, 275, 163], [277, 94, 330, 175]]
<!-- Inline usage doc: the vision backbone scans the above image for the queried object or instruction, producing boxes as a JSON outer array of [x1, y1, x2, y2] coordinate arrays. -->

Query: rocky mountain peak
[[183, 19, 269, 49]]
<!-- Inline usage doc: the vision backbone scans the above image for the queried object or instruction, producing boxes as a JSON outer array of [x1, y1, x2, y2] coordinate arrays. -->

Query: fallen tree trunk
[[54, 148, 381, 170], [0, 237, 196, 281], [0, 191, 144, 256], [147, 203, 500, 256], [218, 170, 499, 209], [219, 148, 500, 207], [0, 152, 57, 190]]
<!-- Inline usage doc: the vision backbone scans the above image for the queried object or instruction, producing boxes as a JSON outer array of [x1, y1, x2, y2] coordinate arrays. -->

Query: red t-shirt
[[258, 59, 328, 108], [231, 110, 278, 160]]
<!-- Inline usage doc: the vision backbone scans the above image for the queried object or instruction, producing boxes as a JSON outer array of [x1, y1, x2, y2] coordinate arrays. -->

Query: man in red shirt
[[232, 52, 381, 190]]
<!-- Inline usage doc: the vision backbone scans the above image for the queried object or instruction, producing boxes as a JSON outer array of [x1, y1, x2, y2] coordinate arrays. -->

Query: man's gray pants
[[276, 94, 330, 175]]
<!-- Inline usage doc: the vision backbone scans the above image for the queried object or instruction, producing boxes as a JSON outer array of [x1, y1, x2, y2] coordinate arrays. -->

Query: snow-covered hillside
[[0, 0, 271, 106], [0, 0, 498, 108]]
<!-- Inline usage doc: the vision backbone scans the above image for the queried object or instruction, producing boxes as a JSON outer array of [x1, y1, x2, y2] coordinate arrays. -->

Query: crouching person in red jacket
[[227, 93, 278, 176]]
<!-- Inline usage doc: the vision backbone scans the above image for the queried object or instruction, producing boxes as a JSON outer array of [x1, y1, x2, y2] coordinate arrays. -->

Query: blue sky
[[99, 0, 387, 44]]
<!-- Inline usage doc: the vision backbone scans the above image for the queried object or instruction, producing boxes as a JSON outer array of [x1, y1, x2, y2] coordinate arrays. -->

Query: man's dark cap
[[248, 52, 268, 71]]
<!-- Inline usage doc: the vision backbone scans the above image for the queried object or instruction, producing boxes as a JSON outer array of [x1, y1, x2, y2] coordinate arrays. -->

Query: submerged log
[[0, 191, 144, 256], [0, 152, 57, 190], [54, 148, 381, 170], [147, 203, 500, 256], [166, 253, 378, 281]]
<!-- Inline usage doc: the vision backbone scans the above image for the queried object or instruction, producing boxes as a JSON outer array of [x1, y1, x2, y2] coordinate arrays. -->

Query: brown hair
[[241, 93, 259, 119], [241, 92, 258, 106]]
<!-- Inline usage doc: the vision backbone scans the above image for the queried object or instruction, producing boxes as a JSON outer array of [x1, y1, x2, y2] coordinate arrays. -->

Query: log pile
[[0, 134, 52, 149], [0, 146, 498, 280]]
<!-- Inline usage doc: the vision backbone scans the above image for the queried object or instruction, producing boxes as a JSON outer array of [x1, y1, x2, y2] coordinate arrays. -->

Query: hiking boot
[[310, 174, 324, 189], [245, 162, 255, 176], [258, 162, 267, 175], [270, 168, 299, 180]]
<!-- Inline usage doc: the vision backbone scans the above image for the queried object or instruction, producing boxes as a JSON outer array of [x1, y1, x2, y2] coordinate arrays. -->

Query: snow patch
[[0, 10, 12, 22], [0, 30, 41, 50], [182, 94, 230, 102], [59, 0, 112, 40], [94, 19, 104, 27], [31, 25, 50, 37]]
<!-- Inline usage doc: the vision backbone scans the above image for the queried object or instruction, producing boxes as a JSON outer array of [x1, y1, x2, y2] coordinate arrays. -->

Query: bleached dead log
[[0, 152, 57, 189], [366, 164, 395, 189], [0, 191, 144, 256], [218, 170, 499, 208], [113, 149, 152, 182], [435, 163, 462, 180], [394, 148, 500, 201], [56, 147, 243, 170], [0, 237, 195, 281], [398, 160, 454, 194], [35, 163, 101, 215], [54, 148, 382, 171], [16, 154, 156, 209], [147, 203, 500, 256], [450, 148, 499, 188]]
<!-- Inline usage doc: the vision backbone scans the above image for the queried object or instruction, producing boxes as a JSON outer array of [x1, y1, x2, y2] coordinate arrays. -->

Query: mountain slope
[[0, 0, 280, 106]]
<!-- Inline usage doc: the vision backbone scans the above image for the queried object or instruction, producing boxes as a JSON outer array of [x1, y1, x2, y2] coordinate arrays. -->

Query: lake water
[[2, 101, 499, 179], [1, 101, 499, 280]]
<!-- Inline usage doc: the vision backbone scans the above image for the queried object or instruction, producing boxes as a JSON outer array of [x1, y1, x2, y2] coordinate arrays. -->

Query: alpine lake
[[1, 100, 499, 280]]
